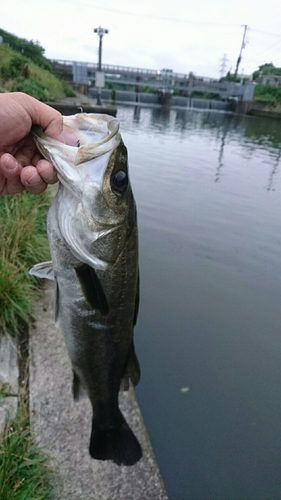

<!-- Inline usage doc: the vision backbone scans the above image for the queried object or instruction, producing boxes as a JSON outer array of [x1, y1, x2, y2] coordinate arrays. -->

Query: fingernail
[[25, 175, 40, 186], [4, 159, 19, 172]]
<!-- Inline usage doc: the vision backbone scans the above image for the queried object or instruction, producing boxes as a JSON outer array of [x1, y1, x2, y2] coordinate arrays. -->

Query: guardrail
[[51, 60, 255, 101]]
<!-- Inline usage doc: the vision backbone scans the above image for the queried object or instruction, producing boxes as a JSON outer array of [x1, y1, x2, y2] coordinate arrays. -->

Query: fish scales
[[30, 113, 142, 466]]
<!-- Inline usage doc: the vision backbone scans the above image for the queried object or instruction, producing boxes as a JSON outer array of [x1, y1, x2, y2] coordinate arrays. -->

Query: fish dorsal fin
[[75, 264, 109, 316], [29, 261, 54, 280], [120, 342, 141, 391]]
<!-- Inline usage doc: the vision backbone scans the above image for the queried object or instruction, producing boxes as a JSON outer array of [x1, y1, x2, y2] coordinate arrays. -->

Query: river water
[[118, 105, 281, 500]]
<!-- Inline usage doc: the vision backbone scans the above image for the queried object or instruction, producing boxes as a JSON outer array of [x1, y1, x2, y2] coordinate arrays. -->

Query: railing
[[51, 59, 255, 100], [51, 59, 213, 81]]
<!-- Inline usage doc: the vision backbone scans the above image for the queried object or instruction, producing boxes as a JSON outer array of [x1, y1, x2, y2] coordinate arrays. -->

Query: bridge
[[50, 59, 255, 101]]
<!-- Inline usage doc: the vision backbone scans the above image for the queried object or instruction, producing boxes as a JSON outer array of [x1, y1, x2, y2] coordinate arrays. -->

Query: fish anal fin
[[120, 342, 141, 391], [72, 370, 87, 401], [75, 263, 109, 316]]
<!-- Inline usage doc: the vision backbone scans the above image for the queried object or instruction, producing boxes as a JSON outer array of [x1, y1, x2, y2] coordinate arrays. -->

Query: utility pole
[[234, 24, 249, 78], [93, 26, 108, 105], [219, 54, 228, 79]]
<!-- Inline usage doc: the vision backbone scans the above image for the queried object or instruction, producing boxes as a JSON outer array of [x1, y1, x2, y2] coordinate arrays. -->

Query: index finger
[[11, 93, 64, 141]]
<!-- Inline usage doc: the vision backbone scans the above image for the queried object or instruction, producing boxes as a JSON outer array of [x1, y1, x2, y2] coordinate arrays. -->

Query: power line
[[247, 38, 281, 61], [67, 1, 241, 27], [251, 28, 281, 37]]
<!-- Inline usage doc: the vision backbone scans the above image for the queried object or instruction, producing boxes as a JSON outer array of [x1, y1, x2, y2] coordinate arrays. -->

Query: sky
[[1, 0, 281, 78]]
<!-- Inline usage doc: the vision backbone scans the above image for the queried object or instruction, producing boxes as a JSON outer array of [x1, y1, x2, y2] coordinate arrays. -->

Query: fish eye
[[111, 171, 128, 196]]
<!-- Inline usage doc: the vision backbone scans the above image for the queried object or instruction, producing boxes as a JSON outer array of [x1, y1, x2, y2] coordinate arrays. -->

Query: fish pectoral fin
[[120, 342, 141, 391], [29, 261, 55, 281], [75, 263, 109, 316]]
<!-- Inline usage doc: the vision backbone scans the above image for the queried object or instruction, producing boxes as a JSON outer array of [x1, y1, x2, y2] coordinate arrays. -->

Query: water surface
[[118, 105, 281, 500]]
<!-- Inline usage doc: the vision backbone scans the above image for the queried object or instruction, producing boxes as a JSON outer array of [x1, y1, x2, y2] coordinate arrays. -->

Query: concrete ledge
[[46, 102, 117, 117], [44, 94, 117, 117], [29, 282, 168, 500], [0, 335, 19, 394], [235, 100, 281, 119], [0, 397, 18, 433]]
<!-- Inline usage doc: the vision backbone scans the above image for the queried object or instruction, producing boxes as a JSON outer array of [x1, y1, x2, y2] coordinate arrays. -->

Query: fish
[[29, 113, 142, 466]]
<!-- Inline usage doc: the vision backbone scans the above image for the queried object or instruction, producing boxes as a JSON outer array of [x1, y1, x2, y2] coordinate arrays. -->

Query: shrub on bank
[[11, 77, 49, 101], [0, 44, 76, 100], [0, 190, 56, 499], [0, 190, 50, 335], [254, 84, 281, 105], [0, 417, 55, 499]]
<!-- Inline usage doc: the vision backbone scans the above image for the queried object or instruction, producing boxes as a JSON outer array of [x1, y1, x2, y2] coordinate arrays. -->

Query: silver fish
[[30, 113, 142, 466]]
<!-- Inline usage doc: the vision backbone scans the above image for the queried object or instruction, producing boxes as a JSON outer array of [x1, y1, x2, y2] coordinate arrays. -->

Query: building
[[257, 74, 281, 87]]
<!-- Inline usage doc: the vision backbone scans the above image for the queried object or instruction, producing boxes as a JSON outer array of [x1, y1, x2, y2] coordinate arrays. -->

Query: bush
[[220, 72, 240, 83], [0, 418, 56, 499], [12, 77, 49, 101], [0, 191, 50, 335], [0, 28, 51, 71], [191, 91, 216, 99], [254, 84, 281, 105], [0, 55, 29, 81], [62, 82, 76, 97]]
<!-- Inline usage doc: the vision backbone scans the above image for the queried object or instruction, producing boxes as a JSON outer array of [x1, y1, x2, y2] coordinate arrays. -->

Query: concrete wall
[[235, 100, 281, 119], [89, 88, 232, 111], [89, 89, 159, 105]]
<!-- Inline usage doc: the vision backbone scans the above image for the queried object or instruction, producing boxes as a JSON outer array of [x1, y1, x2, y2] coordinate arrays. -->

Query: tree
[[0, 28, 51, 71], [252, 63, 281, 80]]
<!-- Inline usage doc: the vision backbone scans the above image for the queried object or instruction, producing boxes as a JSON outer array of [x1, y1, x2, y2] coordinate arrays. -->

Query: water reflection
[[133, 105, 141, 122], [119, 105, 281, 500], [245, 115, 281, 149], [150, 106, 172, 131], [215, 117, 232, 183], [121, 105, 281, 191], [267, 150, 281, 191]]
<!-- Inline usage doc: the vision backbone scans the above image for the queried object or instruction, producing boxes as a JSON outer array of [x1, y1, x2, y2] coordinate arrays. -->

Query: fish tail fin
[[89, 411, 142, 466]]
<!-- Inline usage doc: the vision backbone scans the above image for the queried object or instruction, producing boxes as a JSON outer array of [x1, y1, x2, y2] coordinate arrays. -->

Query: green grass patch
[[0, 190, 50, 335], [11, 78, 49, 102], [0, 44, 75, 100], [191, 90, 217, 99], [0, 188, 56, 499], [254, 84, 281, 105], [0, 418, 56, 500]]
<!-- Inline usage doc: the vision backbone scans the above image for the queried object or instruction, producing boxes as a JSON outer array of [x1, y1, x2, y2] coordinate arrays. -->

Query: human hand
[[0, 92, 63, 195]]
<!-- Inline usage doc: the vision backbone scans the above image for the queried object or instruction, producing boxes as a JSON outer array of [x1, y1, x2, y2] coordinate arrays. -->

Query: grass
[[0, 190, 50, 335], [0, 417, 56, 500], [0, 189, 56, 499], [254, 84, 281, 105], [0, 43, 75, 100]]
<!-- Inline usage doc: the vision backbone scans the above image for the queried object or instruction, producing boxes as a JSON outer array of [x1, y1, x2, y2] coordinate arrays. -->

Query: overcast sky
[[1, 0, 281, 78]]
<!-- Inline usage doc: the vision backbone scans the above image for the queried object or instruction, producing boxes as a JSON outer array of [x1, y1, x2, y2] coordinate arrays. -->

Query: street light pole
[[94, 26, 108, 105]]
